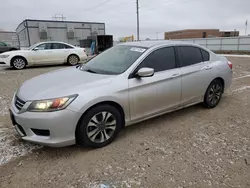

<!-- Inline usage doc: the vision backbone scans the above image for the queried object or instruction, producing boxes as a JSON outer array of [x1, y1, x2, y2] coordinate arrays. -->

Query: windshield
[[28, 44, 38, 50], [83, 45, 147, 75]]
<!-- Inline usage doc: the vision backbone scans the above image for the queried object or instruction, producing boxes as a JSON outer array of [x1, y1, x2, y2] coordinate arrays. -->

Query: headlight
[[27, 94, 78, 112], [0, 55, 10, 58]]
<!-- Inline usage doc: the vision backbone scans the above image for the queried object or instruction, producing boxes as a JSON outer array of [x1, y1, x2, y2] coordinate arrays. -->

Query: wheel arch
[[75, 101, 126, 144], [10, 55, 28, 66], [212, 77, 225, 93]]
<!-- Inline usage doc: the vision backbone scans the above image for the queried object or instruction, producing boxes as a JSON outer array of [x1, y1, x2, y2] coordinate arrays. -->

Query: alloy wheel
[[208, 83, 222, 105], [86, 111, 117, 143], [69, 55, 79, 65], [13, 58, 26, 69]]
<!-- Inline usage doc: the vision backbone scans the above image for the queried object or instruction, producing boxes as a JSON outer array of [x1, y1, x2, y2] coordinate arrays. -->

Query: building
[[165, 29, 239, 40], [0, 31, 19, 47], [16, 19, 105, 47]]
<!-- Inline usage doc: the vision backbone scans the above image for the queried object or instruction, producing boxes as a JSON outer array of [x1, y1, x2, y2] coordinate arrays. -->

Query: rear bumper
[[224, 70, 233, 91], [10, 101, 82, 147]]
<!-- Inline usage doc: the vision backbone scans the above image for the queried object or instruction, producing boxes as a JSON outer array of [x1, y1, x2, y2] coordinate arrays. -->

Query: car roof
[[39, 41, 69, 44], [119, 40, 198, 48], [34, 41, 75, 47]]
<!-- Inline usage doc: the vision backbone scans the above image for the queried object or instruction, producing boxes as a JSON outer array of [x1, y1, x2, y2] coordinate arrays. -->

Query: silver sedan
[[10, 41, 232, 148]]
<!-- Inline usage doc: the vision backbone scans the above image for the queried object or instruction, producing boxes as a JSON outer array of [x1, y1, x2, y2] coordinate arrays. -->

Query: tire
[[11, 57, 27, 70], [203, 79, 223, 108], [76, 105, 123, 148], [67, 55, 79, 66]]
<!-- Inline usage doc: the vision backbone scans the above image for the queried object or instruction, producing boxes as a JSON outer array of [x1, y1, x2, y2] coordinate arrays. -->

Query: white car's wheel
[[67, 55, 79, 66], [12, 57, 27, 70]]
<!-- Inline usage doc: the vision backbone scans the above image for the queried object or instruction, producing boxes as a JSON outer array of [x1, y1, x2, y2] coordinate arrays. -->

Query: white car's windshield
[[28, 44, 38, 50], [83, 45, 147, 75]]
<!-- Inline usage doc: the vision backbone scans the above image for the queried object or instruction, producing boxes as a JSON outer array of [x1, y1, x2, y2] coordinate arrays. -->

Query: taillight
[[227, 61, 233, 69]]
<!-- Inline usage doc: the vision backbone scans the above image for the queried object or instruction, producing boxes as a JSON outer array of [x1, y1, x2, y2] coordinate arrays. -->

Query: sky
[[0, 0, 249, 40]]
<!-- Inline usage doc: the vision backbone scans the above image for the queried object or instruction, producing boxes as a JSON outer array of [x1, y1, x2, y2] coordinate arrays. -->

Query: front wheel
[[12, 57, 26, 70], [203, 79, 223, 108], [76, 105, 123, 148]]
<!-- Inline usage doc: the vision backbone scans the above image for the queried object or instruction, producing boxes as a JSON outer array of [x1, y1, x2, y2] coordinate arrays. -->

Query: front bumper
[[0, 57, 11, 66], [10, 101, 82, 147]]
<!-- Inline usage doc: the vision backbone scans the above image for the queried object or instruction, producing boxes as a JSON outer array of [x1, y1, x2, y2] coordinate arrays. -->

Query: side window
[[178, 46, 203, 67], [64, 44, 74, 49], [201, 49, 210, 61], [52, 43, 74, 49], [36, 43, 52, 50], [138, 47, 176, 72], [0, 42, 6, 46], [52, 43, 64, 49]]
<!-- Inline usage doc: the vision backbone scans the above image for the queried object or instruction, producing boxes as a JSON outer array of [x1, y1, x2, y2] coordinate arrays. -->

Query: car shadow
[[119, 103, 206, 139], [2, 64, 68, 71]]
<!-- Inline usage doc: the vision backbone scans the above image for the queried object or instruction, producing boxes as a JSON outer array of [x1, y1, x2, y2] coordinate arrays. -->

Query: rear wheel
[[12, 57, 26, 70], [67, 55, 79, 66], [76, 105, 122, 148], [203, 79, 223, 108]]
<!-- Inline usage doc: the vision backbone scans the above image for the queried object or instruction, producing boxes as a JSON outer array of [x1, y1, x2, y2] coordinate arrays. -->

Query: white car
[[0, 41, 88, 69]]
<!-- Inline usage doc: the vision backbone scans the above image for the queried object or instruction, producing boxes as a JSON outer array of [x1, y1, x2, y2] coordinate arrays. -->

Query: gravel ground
[[0, 57, 250, 188]]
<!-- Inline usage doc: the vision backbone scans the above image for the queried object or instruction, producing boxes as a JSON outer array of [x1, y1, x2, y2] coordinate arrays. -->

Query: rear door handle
[[171, 73, 180, 78], [202, 65, 213, 70]]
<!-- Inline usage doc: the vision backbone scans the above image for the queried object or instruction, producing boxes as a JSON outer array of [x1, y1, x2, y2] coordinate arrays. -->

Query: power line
[[81, 0, 114, 12], [143, 0, 200, 12], [96, 0, 130, 15]]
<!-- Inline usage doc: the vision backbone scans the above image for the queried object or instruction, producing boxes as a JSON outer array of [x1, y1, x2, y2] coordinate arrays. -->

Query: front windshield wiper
[[76, 64, 97, 73], [84, 68, 97, 74]]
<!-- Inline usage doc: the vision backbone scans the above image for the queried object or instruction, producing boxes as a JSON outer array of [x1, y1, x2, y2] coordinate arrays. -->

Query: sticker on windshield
[[130, 47, 146, 53]]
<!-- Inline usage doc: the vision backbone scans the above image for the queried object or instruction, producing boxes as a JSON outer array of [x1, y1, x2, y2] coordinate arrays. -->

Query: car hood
[[17, 67, 115, 101], [1, 50, 28, 55]]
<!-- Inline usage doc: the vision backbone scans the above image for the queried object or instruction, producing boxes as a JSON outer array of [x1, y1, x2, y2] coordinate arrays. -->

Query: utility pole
[[156, 32, 160, 40], [136, 0, 140, 41], [245, 20, 248, 36]]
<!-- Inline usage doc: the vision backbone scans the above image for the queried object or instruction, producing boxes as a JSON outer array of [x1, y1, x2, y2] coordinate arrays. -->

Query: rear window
[[201, 49, 210, 61]]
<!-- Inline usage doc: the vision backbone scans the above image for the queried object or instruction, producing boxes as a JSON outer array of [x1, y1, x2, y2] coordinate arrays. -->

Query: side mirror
[[33, 47, 39, 51], [136, 67, 154, 78]]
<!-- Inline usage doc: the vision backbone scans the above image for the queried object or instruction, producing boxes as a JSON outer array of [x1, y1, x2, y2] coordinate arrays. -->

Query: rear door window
[[64, 44, 74, 49], [178, 46, 203, 67], [52, 43, 65, 49], [52, 43, 74, 49]]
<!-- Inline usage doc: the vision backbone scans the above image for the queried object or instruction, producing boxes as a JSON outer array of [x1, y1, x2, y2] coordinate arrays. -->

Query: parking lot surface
[[0, 57, 250, 188]]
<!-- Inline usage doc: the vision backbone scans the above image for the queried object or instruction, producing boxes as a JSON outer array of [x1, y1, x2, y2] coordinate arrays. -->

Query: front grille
[[15, 96, 26, 110]]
